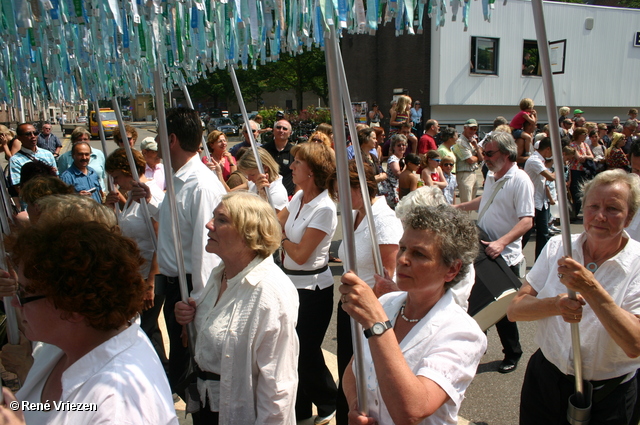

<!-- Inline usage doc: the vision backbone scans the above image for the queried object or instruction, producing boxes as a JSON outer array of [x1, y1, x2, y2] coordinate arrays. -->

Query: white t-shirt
[[357, 291, 486, 425], [477, 164, 534, 267], [17, 324, 178, 425], [626, 210, 640, 242], [119, 181, 164, 278], [338, 197, 403, 287], [283, 190, 337, 290], [247, 175, 289, 212], [524, 150, 549, 210], [527, 233, 640, 380]]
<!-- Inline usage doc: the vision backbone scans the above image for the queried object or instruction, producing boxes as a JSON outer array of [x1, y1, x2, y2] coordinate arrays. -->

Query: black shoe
[[498, 357, 519, 374]]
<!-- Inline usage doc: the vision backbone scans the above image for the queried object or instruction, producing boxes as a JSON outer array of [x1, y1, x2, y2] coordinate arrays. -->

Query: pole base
[[567, 380, 593, 425]]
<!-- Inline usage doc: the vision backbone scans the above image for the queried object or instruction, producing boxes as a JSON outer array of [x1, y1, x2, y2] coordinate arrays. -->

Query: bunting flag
[[0, 0, 504, 105]]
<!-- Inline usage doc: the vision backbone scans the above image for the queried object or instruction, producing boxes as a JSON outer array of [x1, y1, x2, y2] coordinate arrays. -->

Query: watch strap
[[363, 320, 392, 339]]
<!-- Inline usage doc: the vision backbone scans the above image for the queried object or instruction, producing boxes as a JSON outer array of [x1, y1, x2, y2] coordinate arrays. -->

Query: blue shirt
[[37, 133, 62, 154], [57, 148, 106, 192], [60, 164, 103, 203], [9, 148, 58, 185]]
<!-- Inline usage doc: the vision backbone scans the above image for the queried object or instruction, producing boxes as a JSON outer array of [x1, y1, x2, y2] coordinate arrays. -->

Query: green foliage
[[258, 105, 332, 129]]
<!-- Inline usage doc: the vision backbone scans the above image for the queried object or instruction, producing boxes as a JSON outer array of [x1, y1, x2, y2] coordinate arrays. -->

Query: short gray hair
[[489, 131, 518, 162], [402, 204, 478, 289], [395, 186, 447, 222], [624, 119, 638, 129], [389, 134, 407, 152], [580, 169, 640, 222], [242, 120, 259, 132]]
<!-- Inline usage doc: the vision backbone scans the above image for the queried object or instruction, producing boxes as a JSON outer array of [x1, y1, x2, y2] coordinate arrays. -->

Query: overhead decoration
[[0, 0, 499, 106]]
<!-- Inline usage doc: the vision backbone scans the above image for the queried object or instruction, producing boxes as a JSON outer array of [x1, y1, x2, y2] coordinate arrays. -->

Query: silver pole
[[112, 97, 158, 252], [335, 41, 384, 277], [531, 0, 585, 406], [0, 170, 19, 346], [180, 84, 211, 159], [93, 100, 120, 216], [228, 65, 273, 207], [153, 68, 197, 355], [325, 25, 368, 415]]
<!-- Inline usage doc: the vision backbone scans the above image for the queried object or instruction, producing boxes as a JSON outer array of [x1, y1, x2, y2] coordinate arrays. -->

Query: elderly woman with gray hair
[[508, 169, 640, 424], [340, 204, 486, 425]]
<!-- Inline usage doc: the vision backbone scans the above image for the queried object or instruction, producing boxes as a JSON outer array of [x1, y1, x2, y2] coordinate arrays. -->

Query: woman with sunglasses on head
[[440, 155, 458, 205], [421, 150, 447, 191]]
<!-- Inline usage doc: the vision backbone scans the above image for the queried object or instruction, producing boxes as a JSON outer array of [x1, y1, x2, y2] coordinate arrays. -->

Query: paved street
[[18, 124, 585, 424]]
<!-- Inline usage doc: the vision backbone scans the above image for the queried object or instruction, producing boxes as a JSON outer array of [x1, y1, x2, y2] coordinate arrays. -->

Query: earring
[[308, 174, 312, 178]]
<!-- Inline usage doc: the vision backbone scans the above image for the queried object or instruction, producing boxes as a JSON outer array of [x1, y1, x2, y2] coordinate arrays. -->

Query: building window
[[471, 37, 499, 75], [522, 40, 540, 76]]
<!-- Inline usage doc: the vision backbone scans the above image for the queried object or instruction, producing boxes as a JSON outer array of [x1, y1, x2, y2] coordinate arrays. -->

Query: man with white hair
[[452, 119, 483, 203], [612, 116, 623, 133], [229, 120, 260, 160], [456, 131, 534, 373], [262, 119, 295, 196]]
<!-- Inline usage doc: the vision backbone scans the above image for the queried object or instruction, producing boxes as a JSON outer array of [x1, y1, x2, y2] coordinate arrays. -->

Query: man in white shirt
[[132, 107, 226, 397], [456, 131, 534, 374], [524, 137, 556, 259], [452, 119, 483, 203]]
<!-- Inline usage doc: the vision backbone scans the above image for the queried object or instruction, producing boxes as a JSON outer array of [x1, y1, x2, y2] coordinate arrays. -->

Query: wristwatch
[[363, 320, 392, 339]]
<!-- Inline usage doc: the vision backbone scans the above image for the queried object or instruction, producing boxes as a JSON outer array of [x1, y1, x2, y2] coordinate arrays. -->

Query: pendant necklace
[[585, 262, 598, 273]]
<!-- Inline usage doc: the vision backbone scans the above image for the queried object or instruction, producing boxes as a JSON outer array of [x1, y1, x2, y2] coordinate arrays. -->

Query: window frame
[[470, 36, 500, 76]]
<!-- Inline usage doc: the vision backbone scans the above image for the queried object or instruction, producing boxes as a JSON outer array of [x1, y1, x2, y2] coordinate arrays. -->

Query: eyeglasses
[[311, 138, 324, 143], [42, 127, 51, 130], [19, 131, 39, 137], [275, 126, 290, 131], [430, 158, 441, 162], [442, 162, 454, 167], [396, 144, 407, 147], [17, 283, 45, 306], [484, 150, 500, 157]]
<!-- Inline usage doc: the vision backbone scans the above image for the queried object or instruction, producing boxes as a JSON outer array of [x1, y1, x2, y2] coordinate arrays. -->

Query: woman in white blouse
[[327, 160, 403, 424], [340, 204, 486, 425], [175, 191, 299, 424], [277, 142, 338, 424]]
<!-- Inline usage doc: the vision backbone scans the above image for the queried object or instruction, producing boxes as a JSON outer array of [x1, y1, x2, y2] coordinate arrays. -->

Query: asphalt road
[[45, 124, 587, 424]]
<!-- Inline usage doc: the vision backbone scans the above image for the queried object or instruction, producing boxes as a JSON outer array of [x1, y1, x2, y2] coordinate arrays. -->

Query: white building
[[429, 0, 640, 128]]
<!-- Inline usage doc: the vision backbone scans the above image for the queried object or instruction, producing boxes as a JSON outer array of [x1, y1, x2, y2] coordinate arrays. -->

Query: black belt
[[163, 274, 192, 284], [198, 369, 221, 381], [281, 264, 329, 276]]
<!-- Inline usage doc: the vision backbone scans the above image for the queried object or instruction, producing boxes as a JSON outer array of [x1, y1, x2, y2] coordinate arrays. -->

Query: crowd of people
[[0, 102, 638, 425]]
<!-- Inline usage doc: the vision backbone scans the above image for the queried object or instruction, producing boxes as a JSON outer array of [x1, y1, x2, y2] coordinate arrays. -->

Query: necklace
[[400, 302, 420, 323], [586, 262, 598, 273]]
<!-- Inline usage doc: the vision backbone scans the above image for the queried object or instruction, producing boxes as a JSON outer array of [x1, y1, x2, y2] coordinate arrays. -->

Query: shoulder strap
[[477, 177, 508, 223]]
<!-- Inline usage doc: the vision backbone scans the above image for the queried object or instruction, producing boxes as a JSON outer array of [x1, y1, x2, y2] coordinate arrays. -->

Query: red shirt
[[418, 134, 437, 154]]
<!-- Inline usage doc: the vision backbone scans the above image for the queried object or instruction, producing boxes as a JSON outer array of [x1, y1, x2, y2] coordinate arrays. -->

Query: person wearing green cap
[[452, 119, 482, 203]]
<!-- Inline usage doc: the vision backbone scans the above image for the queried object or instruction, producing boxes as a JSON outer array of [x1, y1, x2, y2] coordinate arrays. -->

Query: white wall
[[430, 0, 640, 121]]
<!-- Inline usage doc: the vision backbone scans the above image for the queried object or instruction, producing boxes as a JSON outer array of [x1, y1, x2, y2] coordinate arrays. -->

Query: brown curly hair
[[20, 176, 74, 205], [105, 148, 146, 177], [113, 124, 138, 145], [7, 220, 146, 331], [290, 142, 336, 190]]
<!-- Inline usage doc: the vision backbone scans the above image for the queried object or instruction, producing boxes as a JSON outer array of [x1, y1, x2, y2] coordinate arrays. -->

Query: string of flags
[[0, 0, 505, 106]]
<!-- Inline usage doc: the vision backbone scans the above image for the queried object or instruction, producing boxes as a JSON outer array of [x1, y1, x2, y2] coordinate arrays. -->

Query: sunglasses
[[484, 150, 500, 157], [396, 144, 407, 147], [17, 283, 45, 306], [430, 158, 441, 162], [442, 162, 454, 166], [275, 126, 290, 131], [20, 131, 39, 137]]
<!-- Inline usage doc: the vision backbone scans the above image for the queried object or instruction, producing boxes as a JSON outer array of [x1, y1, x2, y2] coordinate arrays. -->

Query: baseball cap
[[141, 137, 158, 151], [465, 119, 478, 127], [574, 109, 584, 114]]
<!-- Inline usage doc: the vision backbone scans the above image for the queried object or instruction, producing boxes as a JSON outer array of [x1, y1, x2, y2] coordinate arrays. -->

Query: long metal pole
[[92, 99, 120, 216], [228, 66, 273, 207], [180, 84, 211, 159], [153, 69, 197, 355], [0, 171, 19, 346], [325, 25, 368, 415], [531, 0, 585, 404], [112, 97, 158, 252], [335, 40, 384, 277]]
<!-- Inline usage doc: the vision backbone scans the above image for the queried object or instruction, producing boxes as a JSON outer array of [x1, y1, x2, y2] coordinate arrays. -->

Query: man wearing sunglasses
[[9, 123, 58, 188], [456, 131, 534, 374], [262, 119, 295, 196], [36, 122, 62, 157]]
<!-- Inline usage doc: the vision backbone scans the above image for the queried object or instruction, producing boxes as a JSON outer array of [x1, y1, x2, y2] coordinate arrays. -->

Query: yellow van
[[89, 109, 118, 138]]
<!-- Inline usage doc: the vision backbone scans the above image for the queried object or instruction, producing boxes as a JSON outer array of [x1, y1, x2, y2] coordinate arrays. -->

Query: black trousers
[[494, 265, 523, 360], [295, 285, 338, 420], [520, 349, 637, 425], [569, 169, 588, 218], [336, 301, 353, 425], [157, 273, 193, 397], [523, 205, 551, 261], [140, 288, 169, 374]]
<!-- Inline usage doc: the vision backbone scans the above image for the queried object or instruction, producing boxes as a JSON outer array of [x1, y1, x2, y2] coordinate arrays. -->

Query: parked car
[[77, 116, 88, 123], [207, 117, 239, 136]]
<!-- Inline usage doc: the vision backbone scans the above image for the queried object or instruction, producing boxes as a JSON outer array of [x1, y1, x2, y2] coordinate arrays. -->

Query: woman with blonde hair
[[0, 124, 16, 159], [237, 147, 289, 212], [308, 131, 332, 148], [389, 95, 412, 138], [605, 132, 630, 171], [175, 191, 299, 424]]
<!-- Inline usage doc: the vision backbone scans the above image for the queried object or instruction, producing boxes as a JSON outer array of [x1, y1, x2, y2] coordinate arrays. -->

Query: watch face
[[372, 322, 385, 335]]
